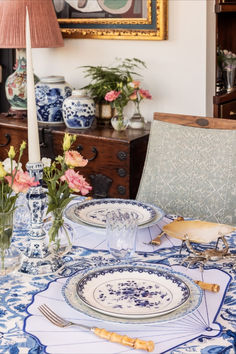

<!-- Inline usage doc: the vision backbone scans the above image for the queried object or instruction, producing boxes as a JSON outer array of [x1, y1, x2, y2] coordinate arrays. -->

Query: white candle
[[26, 7, 41, 163]]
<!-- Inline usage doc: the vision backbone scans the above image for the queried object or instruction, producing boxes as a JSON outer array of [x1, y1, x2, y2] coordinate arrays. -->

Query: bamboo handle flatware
[[38, 304, 154, 352], [194, 280, 220, 292], [93, 328, 154, 352]]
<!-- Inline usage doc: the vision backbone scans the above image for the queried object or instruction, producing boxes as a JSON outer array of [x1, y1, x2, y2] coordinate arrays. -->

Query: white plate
[[62, 263, 203, 324], [76, 265, 190, 319], [65, 199, 164, 229]]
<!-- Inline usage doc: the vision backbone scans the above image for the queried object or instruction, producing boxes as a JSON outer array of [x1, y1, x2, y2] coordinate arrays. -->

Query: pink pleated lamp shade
[[0, 0, 64, 48]]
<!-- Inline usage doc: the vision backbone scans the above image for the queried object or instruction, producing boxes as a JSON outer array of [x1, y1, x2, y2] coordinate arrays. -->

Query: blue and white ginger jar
[[63, 89, 95, 129], [35, 75, 72, 124]]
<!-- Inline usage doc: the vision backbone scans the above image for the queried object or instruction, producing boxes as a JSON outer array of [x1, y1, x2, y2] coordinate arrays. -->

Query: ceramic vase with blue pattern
[[35, 76, 72, 125], [62, 89, 95, 129]]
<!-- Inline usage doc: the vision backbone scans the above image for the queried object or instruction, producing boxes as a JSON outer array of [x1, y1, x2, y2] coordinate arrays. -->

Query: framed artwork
[[54, 0, 168, 40]]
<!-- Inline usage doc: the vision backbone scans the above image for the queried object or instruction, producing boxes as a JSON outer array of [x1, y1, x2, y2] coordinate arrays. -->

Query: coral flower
[[5, 170, 39, 193], [131, 80, 140, 89], [65, 150, 88, 168], [139, 89, 152, 100], [60, 169, 92, 195], [129, 90, 138, 100], [105, 90, 121, 102]]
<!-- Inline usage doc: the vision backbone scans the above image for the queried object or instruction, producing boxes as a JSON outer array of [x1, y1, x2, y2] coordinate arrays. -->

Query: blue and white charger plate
[[65, 199, 164, 228], [76, 265, 190, 319], [62, 264, 203, 324]]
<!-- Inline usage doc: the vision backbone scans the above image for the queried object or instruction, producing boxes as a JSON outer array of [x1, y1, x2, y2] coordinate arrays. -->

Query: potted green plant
[[81, 58, 146, 124]]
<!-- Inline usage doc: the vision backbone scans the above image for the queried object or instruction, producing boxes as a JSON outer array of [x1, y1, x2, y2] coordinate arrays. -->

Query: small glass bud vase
[[44, 207, 73, 257], [111, 107, 129, 131], [0, 210, 22, 276], [129, 103, 145, 129], [129, 113, 145, 129], [111, 115, 129, 131]]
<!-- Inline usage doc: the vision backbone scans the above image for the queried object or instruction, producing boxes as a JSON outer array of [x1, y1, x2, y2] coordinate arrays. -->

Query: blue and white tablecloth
[[1, 197, 236, 353]]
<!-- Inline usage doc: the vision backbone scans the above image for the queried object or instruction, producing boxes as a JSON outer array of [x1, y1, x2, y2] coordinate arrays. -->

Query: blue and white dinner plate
[[62, 263, 203, 324], [65, 198, 163, 228], [76, 265, 190, 319]]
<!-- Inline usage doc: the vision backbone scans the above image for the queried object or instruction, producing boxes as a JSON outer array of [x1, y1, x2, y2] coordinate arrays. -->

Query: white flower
[[42, 157, 52, 168], [2, 158, 22, 173]]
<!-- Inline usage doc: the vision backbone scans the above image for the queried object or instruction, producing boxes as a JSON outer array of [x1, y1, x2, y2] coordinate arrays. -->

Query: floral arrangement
[[0, 142, 38, 213], [81, 58, 146, 103], [129, 80, 152, 116], [217, 49, 236, 70], [104, 80, 152, 125], [104, 83, 135, 120], [42, 133, 92, 244], [0, 142, 38, 268]]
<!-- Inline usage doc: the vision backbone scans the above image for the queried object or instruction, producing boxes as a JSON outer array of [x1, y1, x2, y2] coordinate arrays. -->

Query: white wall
[[32, 0, 215, 122]]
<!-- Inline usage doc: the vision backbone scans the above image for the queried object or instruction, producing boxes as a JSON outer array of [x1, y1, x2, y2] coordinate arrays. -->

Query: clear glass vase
[[111, 115, 129, 131], [129, 102, 145, 129], [0, 210, 22, 276], [44, 208, 73, 257]]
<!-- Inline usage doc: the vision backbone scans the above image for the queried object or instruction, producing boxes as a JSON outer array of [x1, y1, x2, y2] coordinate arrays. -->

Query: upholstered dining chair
[[136, 113, 236, 225]]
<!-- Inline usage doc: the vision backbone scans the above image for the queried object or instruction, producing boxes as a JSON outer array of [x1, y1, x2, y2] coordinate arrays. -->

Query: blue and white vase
[[63, 89, 95, 129], [35, 76, 72, 125]]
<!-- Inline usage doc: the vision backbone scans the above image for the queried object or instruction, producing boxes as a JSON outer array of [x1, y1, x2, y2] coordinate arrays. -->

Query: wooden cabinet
[[0, 115, 149, 199], [213, 0, 236, 119]]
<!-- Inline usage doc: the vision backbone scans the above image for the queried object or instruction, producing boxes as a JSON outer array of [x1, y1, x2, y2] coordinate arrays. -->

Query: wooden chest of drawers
[[0, 115, 149, 199]]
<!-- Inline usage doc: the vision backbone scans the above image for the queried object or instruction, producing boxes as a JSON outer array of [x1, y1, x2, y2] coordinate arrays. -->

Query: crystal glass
[[106, 209, 138, 259]]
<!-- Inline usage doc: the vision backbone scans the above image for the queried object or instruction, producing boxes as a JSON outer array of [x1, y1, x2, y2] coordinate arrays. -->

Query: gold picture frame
[[56, 0, 168, 40]]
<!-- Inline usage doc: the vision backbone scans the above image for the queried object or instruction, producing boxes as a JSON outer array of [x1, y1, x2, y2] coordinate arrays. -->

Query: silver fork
[[38, 304, 154, 352]]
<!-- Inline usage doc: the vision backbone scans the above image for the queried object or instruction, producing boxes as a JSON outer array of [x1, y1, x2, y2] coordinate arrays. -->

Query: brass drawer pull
[[229, 111, 236, 116]]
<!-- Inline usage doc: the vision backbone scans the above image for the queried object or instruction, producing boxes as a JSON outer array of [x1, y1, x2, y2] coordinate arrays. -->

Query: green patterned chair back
[[136, 113, 236, 225]]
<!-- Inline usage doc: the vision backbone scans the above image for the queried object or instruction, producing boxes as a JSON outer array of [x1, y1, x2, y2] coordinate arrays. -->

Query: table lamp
[[0, 0, 64, 118]]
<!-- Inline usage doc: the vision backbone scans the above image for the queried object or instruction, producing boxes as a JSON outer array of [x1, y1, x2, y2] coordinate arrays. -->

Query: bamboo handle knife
[[194, 280, 220, 292]]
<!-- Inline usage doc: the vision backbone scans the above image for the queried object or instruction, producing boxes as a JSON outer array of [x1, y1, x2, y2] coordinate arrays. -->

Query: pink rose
[[105, 90, 121, 102], [139, 89, 152, 100], [60, 169, 92, 195], [129, 90, 138, 100], [5, 170, 39, 193], [65, 150, 88, 168]]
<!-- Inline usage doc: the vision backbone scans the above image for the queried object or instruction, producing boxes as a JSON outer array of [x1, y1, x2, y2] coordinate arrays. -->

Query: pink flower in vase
[[139, 89, 152, 100], [105, 90, 121, 102], [60, 169, 92, 195], [129, 90, 138, 101], [65, 150, 88, 168], [5, 170, 39, 193]]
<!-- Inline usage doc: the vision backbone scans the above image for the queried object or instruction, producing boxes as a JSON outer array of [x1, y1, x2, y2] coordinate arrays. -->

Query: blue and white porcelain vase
[[35, 76, 72, 125], [63, 89, 95, 129]]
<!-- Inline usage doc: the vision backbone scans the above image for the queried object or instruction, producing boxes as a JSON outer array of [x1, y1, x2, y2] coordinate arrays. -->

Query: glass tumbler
[[106, 210, 138, 259]]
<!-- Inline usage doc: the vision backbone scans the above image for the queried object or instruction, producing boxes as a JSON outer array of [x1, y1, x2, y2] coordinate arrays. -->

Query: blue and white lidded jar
[[62, 89, 95, 129], [35, 75, 72, 125]]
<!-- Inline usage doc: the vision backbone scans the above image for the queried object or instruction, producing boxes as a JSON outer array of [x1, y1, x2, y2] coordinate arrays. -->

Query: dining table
[[1, 195, 236, 354]]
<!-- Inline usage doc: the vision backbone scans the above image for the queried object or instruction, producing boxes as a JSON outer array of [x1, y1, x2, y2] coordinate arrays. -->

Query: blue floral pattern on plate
[[75, 265, 190, 318], [72, 198, 162, 227]]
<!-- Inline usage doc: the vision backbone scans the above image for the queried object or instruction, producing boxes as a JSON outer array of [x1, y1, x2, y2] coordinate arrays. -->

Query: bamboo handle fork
[[38, 304, 155, 352]]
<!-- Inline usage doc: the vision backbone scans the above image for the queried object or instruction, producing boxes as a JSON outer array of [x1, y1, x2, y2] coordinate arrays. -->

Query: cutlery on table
[[38, 304, 155, 352], [194, 280, 220, 292]]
